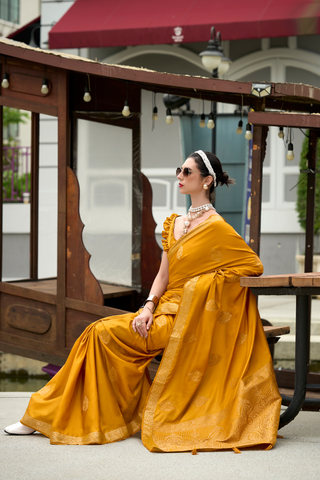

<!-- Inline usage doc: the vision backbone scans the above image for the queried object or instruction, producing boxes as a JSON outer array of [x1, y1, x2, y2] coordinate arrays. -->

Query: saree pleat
[[21, 213, 281, 450]]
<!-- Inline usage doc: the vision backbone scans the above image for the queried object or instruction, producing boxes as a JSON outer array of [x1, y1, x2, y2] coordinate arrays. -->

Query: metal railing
[[2, 146, 31, 202]]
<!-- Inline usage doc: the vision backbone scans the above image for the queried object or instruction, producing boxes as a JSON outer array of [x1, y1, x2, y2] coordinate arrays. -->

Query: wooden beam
[[30, 112, 39, 279], [0, 105, 2, 281], [248, 111, 320, 129], [249, 125, 268, 256], [56, 70, 69, 348]]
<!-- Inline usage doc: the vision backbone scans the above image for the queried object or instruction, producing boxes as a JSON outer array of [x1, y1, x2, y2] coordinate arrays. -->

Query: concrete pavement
[[1, 392, 319, 480]]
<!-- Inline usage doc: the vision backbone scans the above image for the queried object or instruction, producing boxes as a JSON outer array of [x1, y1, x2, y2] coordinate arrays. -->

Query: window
[[0, 0, 19, 24]]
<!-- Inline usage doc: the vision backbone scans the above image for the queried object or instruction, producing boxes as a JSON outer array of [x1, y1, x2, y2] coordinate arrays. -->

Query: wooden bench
[[240, 273, 320, 428]]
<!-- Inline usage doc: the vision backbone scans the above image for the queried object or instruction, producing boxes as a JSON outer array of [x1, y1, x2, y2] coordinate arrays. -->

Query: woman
[[5, 150, 281, 452]]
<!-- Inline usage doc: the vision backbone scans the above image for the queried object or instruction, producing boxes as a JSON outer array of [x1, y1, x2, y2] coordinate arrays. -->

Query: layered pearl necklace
[[181, 203, 216, 236]]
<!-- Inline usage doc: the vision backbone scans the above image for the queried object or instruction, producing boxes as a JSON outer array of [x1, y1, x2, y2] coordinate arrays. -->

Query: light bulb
[[199, 113, 206, 128], [41, 79, 49, 95], [245, 123, 252, 140], [166, 108, 173, 125], [236, 120, 243, 134], [287, 142, 294, 161], [1, 73, 9, 89], [278, 126, 284, 139], [122, 100, 130, 116], [152, 106, 158, 121], [83, 86, 91, 102], [207, 113, 215, 129]]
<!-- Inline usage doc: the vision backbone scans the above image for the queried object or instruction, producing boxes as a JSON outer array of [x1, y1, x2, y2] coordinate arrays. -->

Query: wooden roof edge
[[0, 38, 320, 105], [249, 111, 320, 128]]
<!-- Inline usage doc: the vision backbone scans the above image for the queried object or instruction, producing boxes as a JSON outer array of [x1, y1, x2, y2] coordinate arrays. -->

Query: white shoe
[[4, 422, 36, 435]]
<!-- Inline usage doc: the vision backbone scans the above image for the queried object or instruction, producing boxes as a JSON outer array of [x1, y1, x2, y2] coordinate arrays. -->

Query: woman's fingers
[[132, 311, 153, 337]]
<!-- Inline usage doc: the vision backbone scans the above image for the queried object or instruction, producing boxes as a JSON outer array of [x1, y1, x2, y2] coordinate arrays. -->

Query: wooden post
[[304, 129, 318, 366], [304, 129, 317, 273], [0, 105, 2, 281], [56, 70, 69, 348], [249, 125, 268, 256], [30, 112, 39, 279]]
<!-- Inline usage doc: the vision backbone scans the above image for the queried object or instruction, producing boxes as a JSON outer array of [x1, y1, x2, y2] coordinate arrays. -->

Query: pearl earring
[[203, 184, 208, 190]]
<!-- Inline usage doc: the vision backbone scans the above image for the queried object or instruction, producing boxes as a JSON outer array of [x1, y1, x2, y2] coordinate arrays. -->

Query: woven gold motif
[[225, 274, 240, 283], [159, 400, 175, 412], [211, 248, 223, 262], [183, 332, 196, 343], [155, 315, 168, 327], [193, 395, 208, 407], [108, 366, 118, 382], [208, 353, 222, 367], [83, 396, 89, 412], [217, 311, 232, 324], [205, 299, 218, 311], [99, 330, 111, 345], [38, 386, 51, 396], [188, 370, 203, 382], [229, 378, 239, 390], [176, 246, 183, 260], [236, 333, 247, 346]]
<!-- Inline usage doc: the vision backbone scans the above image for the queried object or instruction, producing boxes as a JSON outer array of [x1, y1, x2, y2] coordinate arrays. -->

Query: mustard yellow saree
[[21, 213, 281, 451]]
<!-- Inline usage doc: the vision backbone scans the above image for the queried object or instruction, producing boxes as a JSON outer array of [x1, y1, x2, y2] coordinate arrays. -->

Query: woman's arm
[[132, 252, 169, 338]]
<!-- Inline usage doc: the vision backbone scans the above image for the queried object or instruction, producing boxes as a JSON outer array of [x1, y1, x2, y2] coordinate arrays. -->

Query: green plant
[[3, 170, 30, 201], [3, 107, 29, 144], [296, 130, 320, 234]]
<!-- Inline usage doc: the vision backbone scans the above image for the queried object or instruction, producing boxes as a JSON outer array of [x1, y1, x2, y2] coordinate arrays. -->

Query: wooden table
[[240, 273, 320, 429]]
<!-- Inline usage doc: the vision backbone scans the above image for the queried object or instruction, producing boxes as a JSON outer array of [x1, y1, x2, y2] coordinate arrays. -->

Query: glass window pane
[[285, 175, 299, 202], [77, 120, 132, 286], [262, 174, 270, 203]]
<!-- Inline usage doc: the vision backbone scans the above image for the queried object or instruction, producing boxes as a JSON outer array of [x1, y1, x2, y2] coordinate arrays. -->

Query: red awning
[[49, 0, 320, 50]]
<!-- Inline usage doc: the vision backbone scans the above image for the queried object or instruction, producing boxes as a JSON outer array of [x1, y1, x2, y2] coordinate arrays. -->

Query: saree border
[[21, 410, 143, 445]]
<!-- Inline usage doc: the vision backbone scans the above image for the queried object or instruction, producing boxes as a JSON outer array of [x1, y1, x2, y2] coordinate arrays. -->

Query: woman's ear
[[206, 175, 213, 186]]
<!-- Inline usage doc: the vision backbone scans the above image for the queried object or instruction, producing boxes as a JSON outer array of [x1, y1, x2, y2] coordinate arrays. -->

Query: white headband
[[195, 150, 217, 187]]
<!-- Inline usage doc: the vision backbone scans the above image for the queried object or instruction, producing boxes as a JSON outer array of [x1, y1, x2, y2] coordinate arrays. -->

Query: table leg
[[279, 294, 308, 429]]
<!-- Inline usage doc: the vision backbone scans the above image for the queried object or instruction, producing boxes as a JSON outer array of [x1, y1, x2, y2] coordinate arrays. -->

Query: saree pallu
[[21, 213, 281, 451]]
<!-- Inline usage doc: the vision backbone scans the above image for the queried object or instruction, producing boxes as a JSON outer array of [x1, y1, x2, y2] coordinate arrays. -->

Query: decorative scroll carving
[[66, 167, 104, 305], [141, 173, 162, 295]]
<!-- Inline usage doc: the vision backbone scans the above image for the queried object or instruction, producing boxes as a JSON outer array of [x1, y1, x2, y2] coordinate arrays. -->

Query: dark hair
[[188, 151, 235, 202]]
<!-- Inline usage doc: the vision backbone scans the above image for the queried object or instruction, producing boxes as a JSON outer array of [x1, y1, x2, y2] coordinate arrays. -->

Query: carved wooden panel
[[66, 166, 104, 305], [6, 304, 51, 334], [0, 293, 57, 342]]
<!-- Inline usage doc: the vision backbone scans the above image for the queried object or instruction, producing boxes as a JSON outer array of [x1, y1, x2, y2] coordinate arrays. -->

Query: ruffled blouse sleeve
[[162, 213, 178, 252]]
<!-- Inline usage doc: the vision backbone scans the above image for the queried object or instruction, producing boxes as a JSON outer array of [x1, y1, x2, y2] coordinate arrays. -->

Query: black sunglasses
[[176, 167, 201, 177]]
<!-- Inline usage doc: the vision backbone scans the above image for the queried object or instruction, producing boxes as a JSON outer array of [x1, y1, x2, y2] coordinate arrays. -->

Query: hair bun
[[220, 171, 235, 187]]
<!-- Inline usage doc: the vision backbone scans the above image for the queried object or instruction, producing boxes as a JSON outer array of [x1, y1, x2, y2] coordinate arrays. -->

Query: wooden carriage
[[0, 38, 319, 367]]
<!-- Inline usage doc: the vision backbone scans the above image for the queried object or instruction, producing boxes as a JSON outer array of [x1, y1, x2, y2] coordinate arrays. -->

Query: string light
[[278, 126, 284, 139], [122, 100, 130, 116], [166, 108, 173, 124], [1, 72, 9, 89], [83, 74, 91, 102], [286, 128, 294, 160], [236, 95, 243, 134], [122, 82, 130, 116], [245, 123, 252, 140], [207, 112, 215, 129], [41, 79, 49, 95], [236, 120, 243, 134], [199, 113, 206, 128]]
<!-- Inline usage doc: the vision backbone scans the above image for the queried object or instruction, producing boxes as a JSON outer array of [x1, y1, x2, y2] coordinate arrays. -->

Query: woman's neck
[[189, 193, 211, 209]]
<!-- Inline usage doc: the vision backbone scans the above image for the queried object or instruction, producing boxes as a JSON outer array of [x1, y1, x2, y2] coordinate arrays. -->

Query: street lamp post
[[199, 27, 232, 153]]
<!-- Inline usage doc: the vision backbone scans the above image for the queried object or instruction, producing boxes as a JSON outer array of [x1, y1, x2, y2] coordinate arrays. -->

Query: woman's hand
[[132, 307, 153, 338]]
